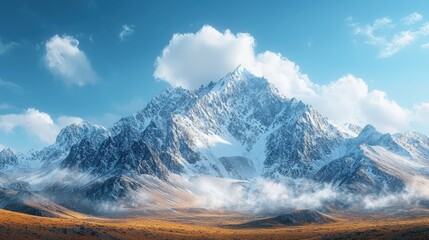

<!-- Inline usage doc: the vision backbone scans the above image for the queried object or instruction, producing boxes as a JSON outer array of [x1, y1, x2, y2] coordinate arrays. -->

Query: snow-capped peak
[[55, 121, 109, 148], [0, 148, 18, 170], [357, 124, 382, 141]]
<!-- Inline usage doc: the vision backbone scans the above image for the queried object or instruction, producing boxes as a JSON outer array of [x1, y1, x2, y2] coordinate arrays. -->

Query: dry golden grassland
[[1, 209, 429, 239]]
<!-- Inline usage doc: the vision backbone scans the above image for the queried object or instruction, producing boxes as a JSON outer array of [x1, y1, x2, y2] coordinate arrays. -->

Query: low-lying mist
[[126, 174, 429, 216], [11, 169, 429, 216]]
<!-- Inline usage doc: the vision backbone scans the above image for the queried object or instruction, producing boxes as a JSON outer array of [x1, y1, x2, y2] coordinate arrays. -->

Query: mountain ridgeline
[[2, 66, 429, 213]]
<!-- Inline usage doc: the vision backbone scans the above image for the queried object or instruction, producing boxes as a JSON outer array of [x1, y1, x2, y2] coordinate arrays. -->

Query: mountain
[[63, 67, 348, 180], [0, 187, 84, 218], [315, 124, 429, 194], [0, 172, 29, 191], [2, 66, 429, 213], [51, 67, 354, 204], [21, 121, 110, 169], [0, 148, 18, 170], [231, 209, 336, 228]]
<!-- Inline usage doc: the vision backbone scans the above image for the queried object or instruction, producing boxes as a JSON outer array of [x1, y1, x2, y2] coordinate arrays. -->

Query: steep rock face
[[22, 122, 110, 168], [62, 126, 181, 178], [347, 125, 410, 157], [0, 148, 18, 169], [315, 152, 405, 194], [60, 66, 347, 182], [395, 131, 429, 160], [313, 125, 429, 194], [264, 106, 344, 178]]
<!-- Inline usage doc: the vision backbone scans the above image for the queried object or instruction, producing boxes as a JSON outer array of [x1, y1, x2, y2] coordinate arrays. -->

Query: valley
[[2, 209, 429, 240]]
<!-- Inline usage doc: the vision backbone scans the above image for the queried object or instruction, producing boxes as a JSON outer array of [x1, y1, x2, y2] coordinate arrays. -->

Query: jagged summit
[[227, 64, 253, 79], [356, 124, 382, 141], [60, 66, 345, 183], [205, 65, 270, 94], [2, 68, 429, 210], [0, 148, 14, 155], [56, 121, 109, 148], [0, 148, 18, 170]]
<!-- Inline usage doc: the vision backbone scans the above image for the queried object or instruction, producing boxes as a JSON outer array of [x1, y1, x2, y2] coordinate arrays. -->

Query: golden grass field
[[1, 209, 429, 239]]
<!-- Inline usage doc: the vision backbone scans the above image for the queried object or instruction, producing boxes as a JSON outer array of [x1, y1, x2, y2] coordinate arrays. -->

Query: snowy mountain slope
[[59, 67, 351, 182], [41, 67, 429, 204], [2, 67, 429, 211], [0, 148, 18, 170], [0, 172, 29, 191], [13, 122, 110, 171], [315, 124, 429, 194]]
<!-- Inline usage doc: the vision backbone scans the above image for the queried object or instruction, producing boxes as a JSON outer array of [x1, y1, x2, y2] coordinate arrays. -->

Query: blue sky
[[1, 0, 429, 151]]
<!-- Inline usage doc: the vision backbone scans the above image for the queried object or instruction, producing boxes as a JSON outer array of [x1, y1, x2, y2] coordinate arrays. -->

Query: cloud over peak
[[154, 25, 313, 99], [154, 25, 255, 90], [154, 25, 428, 134], [0, 108, 83, 144], [44, 34, 98, 86]]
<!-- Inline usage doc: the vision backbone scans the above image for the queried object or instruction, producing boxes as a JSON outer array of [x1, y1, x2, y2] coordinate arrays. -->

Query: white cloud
[[422, 42, 429, 48], [307, 75, 411, 133], [154, 25, 427, 133], [0, 38, 18, 55], [44, 35, 98, 86], [251, 51, 316, 99], [0, 143, 5, 151], [155, 25, 314, 99], [380, 30, 417, 58], [119, 25, 134, 41], [415, 103, 429, 123], [420, 22, 429, 35], [350, 13, 429, 57], [0, 108, 83, 144], [352, 17, 392, 45], [401, 12, 423, 25], [0, 78, 21, 91], [155, 25, 255, 89]]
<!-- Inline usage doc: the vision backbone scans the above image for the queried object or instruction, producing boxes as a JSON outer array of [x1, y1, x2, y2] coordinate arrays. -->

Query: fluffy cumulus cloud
[[415, 103, 429, 123], [348, 13, 429, 58], [44, 35, 98, 86], [251, 51, 316, 98], [119, 24, 135, 41], [155, 25, 313, 99], [307, 75, 411, 133], [154, 25, 428, 133], [0, 108, 83, 144], [155, 25, 255, 89]]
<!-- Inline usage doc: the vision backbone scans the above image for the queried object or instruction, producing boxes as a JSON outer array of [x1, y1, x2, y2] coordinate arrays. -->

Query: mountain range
[[1, 66, 429, 215]]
